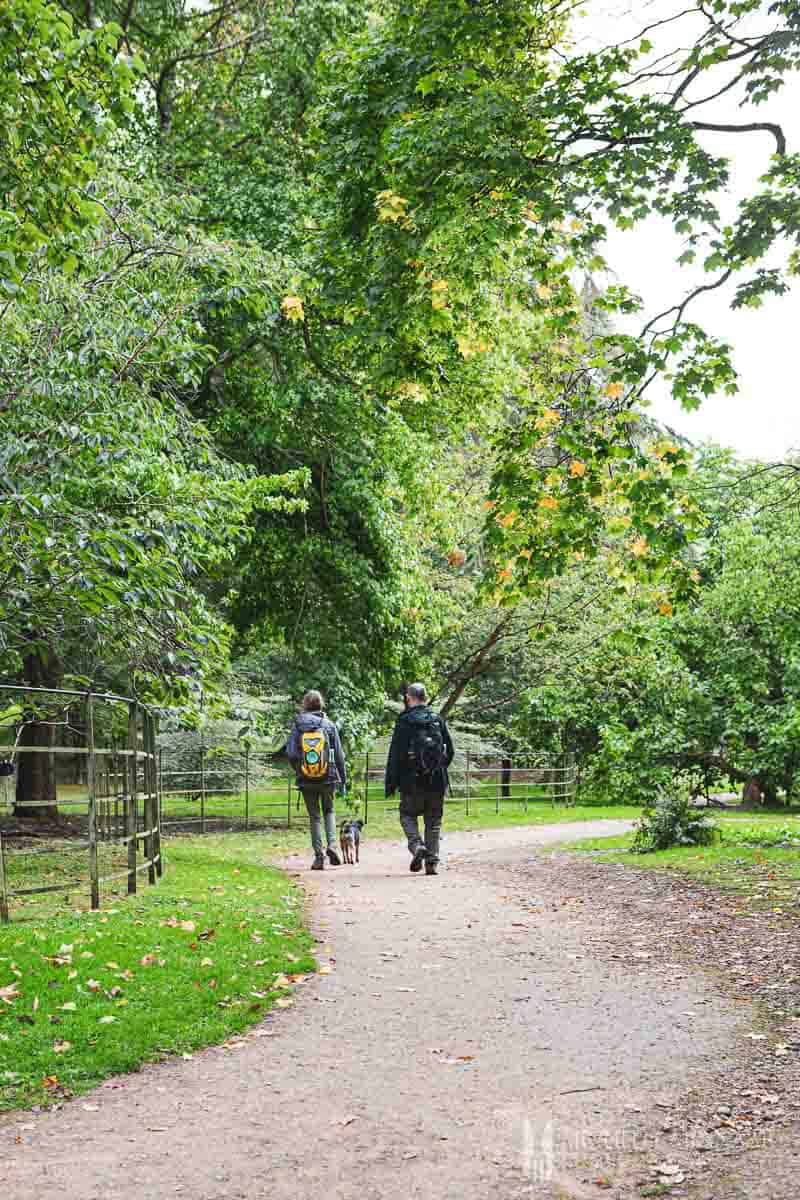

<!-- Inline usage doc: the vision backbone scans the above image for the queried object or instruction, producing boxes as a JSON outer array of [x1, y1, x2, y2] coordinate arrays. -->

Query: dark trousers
[[399, 791, 443, 863]]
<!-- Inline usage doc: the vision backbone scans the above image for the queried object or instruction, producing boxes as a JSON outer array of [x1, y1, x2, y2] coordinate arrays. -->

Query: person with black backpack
[[385, 682, 454, 875], [286, 690, 347, 870]]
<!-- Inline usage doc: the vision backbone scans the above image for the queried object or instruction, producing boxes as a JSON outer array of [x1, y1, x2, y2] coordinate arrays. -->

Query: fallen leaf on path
[[42, 1076, 60, 1089], [274, 997, 292, 1008], [318, 964, 333, 975]]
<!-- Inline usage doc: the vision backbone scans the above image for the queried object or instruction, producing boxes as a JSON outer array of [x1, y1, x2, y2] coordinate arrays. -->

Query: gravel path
[[2, 819, 797, 1199]]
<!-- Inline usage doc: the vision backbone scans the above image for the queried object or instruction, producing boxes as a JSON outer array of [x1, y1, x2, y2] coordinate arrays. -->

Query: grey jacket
[[286, 711, 347, 791]]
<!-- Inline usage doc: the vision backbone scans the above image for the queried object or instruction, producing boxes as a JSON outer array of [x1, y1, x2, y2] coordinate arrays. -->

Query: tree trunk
[[501, 757, 511, 800], [14, 649, 62, 822]]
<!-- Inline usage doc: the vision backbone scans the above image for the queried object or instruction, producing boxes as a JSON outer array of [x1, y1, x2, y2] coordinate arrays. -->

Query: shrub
[[721, 823, 800, 848], [632, 786, 719, 853]]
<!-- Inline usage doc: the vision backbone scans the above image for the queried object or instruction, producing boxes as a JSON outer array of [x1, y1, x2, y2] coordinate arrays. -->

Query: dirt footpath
[[2, 820, 799, 1199]]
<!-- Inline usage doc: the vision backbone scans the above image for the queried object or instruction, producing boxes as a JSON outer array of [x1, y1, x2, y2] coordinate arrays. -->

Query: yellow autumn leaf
[[518, 548, 533, 560], [539, 495, 560, 510], [569, 460, 587, 478], [657, 600, 674, 616], [430, 279, 449, 292], [536, 284, 552, 301], [630, 537, 648, 557], [496, 566, 513, 582], [496, 510, 518, 528], [275, 997, 293, 1008], [375, 189, 410, 224], [483, 499, 496, 511], [604, 381, 624, 400], [281, 295, 305, 323], [534, 408, 560, 431], [396, 381, 426, 403]]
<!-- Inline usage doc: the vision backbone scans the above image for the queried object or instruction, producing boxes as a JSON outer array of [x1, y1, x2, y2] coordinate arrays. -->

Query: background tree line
[[3, 0, 800, 812]]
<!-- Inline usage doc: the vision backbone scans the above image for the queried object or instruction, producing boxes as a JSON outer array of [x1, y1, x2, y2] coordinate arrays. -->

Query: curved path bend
[[3, 819, 793, 1198]]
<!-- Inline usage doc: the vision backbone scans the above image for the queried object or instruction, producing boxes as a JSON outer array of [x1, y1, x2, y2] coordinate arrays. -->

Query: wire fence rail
[[156, 742, 577, 832], [0, 684, 163, 923]]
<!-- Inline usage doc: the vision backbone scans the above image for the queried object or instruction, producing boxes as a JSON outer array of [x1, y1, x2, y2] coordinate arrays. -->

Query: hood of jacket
[[294, 711, 329, 732], [398, 704, 436, 727]]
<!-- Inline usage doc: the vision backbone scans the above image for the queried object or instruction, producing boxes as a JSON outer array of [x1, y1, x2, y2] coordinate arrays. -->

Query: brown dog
[[339, 819, 363, 864]]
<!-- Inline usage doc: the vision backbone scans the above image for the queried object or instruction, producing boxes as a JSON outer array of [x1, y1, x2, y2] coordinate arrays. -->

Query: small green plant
[[722, 823, 800, 848], [632, 786, 719, 853]]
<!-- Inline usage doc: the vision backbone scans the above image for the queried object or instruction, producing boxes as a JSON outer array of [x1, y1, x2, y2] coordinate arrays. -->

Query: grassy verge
[[224, 800, 642, 859], [0, 837, 316, 1112], [558, 813, 800, 912]]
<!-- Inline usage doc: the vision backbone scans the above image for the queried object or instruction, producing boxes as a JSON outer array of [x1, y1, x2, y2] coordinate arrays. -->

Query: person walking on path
[[287, 690, 347, 870], [385, 682, 454, 875]]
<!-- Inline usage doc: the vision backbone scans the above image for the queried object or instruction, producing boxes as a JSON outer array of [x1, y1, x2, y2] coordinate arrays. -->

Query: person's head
[[405, 682, 428, 708], [301, 689, 324, 713]]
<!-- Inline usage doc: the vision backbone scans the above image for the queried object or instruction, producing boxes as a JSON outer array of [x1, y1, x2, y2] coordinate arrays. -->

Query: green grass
[[0, 837, 316, 1112], [558, 814, 800, 912], [231, 799, 642, 858]]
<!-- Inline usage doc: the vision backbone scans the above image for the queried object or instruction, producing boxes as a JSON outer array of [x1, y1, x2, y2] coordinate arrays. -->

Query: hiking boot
[[311, 853, 325, 870], [326, 846, 341, 866], [425, 860, 439, 876], [410, 844, 428, 873]]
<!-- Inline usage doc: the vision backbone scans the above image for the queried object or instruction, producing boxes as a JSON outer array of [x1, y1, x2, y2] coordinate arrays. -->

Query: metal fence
[[157, 741, 576, 832], [0, 684, 162, 923]]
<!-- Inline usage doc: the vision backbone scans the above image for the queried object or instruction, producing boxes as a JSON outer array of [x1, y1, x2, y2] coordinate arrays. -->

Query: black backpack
[[409, 714, 447, 782]]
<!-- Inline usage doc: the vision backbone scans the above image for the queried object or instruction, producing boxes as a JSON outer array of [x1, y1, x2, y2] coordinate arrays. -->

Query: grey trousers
[[301, 787, 336, 856], [399, 791, 443, 864]]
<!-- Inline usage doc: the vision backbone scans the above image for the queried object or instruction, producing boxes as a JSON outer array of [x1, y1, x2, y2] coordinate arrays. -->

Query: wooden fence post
[[0, 833, 9, 924], [144, 712, 156, 885], [200, 739, 206, 834], [153, 723, 163, 875], [127, 702, 138, 895], [364, 752, 369, 825], [465, 752, 471, 816], [87, 694, 99, 910], [244, 744, 250, 831], [287, 774, 292, 827]]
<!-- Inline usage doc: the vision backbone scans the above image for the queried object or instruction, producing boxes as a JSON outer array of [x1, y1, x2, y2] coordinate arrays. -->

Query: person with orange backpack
[[287, 690, 348, 869]]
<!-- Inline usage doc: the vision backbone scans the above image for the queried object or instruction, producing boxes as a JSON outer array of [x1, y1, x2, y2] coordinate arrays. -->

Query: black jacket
[[287, 711, 347, 791], [385, 704, 454, 798]]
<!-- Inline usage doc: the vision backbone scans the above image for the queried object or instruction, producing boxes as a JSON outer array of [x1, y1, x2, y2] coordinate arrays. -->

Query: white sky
[[577, 2, 800, 461]]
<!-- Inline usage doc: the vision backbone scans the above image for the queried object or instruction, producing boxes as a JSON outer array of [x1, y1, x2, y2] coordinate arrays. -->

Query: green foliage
[[0, 0, 137, 291], [721, 823, 800, 848], [1, 169, 306, 701], [632, 786, 719, 853]]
